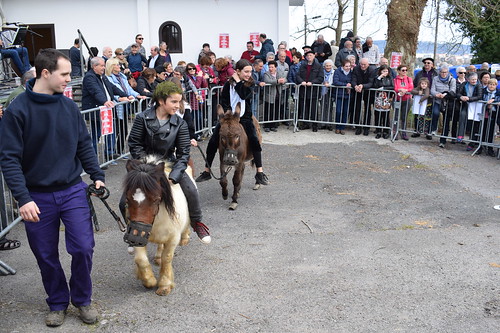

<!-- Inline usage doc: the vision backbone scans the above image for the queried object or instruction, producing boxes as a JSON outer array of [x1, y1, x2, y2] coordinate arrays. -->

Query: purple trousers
[[24, 181, 94, 311]]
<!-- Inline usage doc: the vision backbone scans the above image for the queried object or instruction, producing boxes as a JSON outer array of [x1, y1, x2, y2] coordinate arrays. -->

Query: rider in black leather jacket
[[125, 81, 211, 244]]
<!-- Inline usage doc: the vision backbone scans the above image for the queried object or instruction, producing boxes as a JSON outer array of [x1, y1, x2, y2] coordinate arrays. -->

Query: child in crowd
[[410, 77, 430, 136]]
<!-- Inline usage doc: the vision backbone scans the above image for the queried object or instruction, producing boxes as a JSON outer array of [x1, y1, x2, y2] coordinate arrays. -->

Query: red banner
[[100, 106, 114, 136], [250, 32, 260, 47], [219, 33, 229, 49], [390, 52, 402, 68], [63, 86, 73, 99]]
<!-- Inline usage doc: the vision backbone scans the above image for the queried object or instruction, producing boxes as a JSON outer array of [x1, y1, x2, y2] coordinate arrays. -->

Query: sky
[[288, 0, 460, 49]]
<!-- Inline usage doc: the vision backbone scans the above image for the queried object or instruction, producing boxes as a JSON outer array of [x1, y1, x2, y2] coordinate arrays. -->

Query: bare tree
[[385, 0, 428, 74], [291, 0, 352, 46]]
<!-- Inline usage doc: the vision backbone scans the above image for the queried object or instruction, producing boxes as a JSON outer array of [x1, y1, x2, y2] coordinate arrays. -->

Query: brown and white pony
[[123, 156, 191, 296], [217, 103, 262, 210]]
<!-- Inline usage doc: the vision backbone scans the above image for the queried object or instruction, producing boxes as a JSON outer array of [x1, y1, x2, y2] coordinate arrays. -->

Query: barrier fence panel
[[185, 87, 212, 138], [0, 170, 21, 275], [293, 84, 396, 137], [256, 82, 295, 131], [402, 96, 499, 156]]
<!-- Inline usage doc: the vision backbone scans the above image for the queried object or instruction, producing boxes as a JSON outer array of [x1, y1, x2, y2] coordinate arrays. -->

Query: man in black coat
[[334, 40, 358, 68], [351, 58, 375, 135], [311, 34, 332, 64], [296, 51, 324, 131], [147, 46, 165, 69], [82, 57, 130, 159]]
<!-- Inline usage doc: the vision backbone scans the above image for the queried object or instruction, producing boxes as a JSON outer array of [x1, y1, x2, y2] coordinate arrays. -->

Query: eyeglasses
[[187, 68, 196, 71], [400, 69, 407, 72], [458, 72, 466, 74], [116, 53, 123, 55], [424, 62, 432, 64], [137, 37, 144, 40]]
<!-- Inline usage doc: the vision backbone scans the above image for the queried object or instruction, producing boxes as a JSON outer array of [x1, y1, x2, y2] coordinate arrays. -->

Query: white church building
[[0, 0, 304, 64]]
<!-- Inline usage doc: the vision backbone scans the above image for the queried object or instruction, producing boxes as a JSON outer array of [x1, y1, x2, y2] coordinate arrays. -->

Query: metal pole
[[353, 0, 358, 36], [433, 0, 440, 62]]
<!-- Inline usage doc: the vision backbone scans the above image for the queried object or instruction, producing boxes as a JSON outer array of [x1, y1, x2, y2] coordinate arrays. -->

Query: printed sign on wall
[[250, 32, 260, 47], [219, 33, 229, 49]]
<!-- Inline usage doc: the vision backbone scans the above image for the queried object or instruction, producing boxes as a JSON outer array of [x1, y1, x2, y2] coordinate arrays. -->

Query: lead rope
[[195, 144, 232, 180], [87, 184, 127, 232]]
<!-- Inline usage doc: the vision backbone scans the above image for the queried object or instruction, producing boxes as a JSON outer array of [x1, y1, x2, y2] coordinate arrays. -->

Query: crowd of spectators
[[71, 32, 500, 157]]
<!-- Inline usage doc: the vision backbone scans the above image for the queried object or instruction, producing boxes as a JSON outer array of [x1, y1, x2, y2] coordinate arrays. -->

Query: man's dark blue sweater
[[0, 78, 104, 207]]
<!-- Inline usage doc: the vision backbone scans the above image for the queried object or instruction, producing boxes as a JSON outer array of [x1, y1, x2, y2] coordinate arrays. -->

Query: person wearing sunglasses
[[393, 64, 414, 140], [124, 34, 146, 57]]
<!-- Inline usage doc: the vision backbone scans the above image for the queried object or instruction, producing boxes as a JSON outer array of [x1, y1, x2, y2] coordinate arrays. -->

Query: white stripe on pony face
[[133, 188, 146, 204]]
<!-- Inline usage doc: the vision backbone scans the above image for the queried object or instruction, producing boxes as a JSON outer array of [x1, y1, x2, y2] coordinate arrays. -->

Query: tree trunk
[[385, 0, 428, 76]]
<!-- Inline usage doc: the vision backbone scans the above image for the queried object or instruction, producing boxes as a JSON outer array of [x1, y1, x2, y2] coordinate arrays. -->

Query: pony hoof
[[253, 184, 261, 190], [179, 237, 190, 246], [142, 277, 157, 289], [156, 286, 173, 296], [222, 195, 228, 200], [229, 202, 238, 210], [153, 257, 161, 266]]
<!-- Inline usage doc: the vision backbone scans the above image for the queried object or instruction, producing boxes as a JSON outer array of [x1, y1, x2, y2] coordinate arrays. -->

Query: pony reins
[[87, 184, 127, 232], [195, 145, 232, 180]]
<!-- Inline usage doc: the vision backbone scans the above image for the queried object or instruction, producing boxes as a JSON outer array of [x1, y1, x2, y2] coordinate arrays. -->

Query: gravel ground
[[1, 126, 499, 333]]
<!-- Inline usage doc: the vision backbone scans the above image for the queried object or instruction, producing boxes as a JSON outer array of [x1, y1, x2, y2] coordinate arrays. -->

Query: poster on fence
[[219, 33, 229, 49], [467, 102, 483, 121], [412, 95, 427, 115], [250, 32, 260, 47], [390, 52, 402, 68], [63, 86, 73, 99], [100, 106, 114, 136]]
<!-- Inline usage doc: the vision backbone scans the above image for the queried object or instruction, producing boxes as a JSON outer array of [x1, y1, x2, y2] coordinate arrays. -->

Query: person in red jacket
[[393, 64, 414, 140], [240, 41, 260, 63]]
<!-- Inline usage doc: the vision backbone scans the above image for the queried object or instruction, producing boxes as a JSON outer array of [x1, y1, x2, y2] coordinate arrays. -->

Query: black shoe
[[327, 126, 334, 131], [264, 128, 270, 132], [312, 126, 318, 132], [487, 149, 496, 157], [195, 171, 211, 182], [195, 134, 203, 142], [270, 127, 278, 132], [426, 135, 432, 140], [100, 165, 108, 170], [355, 128, 362, 135], [375, 133, 382, 139], [363, 129, 369, 136], [382, 133, 390, 139], [255, 172, 269, 185], [411, 133, 420, 138]]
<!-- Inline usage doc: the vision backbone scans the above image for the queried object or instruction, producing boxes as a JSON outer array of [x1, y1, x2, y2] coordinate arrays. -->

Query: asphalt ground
[[1, 126, 499, 333]]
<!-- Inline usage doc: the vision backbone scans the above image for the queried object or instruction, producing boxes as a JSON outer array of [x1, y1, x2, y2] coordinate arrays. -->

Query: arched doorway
[[158, 21, 182, 53]]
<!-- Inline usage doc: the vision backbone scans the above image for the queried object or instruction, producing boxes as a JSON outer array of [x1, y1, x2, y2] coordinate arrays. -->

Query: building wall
[[1, 0, 290, 64]]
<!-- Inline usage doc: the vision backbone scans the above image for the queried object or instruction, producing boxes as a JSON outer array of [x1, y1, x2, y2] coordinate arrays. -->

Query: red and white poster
[[219, 33, 229, 49], [100, 106, 114, 136], [250, 32, 260, 47], [63, 86, 73, 99], [390, 52, 402, 68]]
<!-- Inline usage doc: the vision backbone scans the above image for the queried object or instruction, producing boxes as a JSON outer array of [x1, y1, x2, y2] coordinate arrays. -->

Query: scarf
[[438, 73, 451, 83], [322, 69, 333, 95], [229, 83, 246, 117]]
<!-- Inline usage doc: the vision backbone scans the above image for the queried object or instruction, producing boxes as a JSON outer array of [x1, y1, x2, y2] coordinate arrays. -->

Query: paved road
[[1, 127, 499, 332]]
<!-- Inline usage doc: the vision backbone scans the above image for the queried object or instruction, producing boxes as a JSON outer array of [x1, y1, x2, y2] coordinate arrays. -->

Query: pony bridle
[[123, 197, 161, 247]]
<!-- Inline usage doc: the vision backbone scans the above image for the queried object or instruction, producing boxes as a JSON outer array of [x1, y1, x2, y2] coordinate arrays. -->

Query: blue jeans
[[335, 97, 349, 130], [1, 47, 31, 74], [25, 181, 95, 311]]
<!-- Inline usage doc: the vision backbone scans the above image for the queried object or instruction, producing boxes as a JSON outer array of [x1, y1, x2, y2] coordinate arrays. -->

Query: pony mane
[[124, 155, 175, 217]]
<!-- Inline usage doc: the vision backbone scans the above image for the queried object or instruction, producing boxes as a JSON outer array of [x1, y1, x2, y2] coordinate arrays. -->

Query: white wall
[[1, 0, 290, 64]]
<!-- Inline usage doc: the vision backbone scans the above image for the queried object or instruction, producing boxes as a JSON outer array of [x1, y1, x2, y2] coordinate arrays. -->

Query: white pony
[[123, 156, 191, 296]]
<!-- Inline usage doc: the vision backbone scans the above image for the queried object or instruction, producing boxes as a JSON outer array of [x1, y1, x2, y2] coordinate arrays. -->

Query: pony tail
[[159, 176, 176, 218]]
